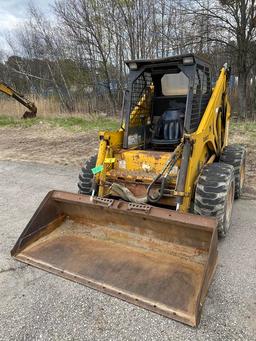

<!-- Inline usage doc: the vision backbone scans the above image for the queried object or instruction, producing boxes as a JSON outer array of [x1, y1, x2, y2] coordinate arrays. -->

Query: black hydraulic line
[[147, 143, 183, 203], [146, 173, 166, 203], [175, 140, 192, 207]]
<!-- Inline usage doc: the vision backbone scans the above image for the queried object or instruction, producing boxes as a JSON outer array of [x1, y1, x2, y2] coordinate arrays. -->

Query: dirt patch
[[230, 126, 256, 197], [0, 122, 255, 195], [0, 123, 98, 166]]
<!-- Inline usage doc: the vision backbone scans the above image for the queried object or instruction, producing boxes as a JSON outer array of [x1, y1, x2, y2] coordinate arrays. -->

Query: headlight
[[129, 62, 138, 70], [183, 57, 194, 65]]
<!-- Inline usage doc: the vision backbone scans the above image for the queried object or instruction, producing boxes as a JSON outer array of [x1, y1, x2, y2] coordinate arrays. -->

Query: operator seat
[[151, 101, 185, 146]]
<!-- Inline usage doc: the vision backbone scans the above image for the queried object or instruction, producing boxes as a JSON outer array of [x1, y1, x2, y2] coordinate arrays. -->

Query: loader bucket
[[11, 191, 218, 327]]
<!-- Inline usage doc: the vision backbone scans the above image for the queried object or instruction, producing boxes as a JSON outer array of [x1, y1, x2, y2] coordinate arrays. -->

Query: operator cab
[[123, 54, 212, 150], [151, 72, 187, 147]]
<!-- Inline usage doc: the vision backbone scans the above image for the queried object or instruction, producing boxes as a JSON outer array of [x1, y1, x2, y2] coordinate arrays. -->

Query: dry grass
[[0, 95, 114, 118], [0, 92, 119, 131], [0, 96, 65, 118], [230, 121, 256, 195]]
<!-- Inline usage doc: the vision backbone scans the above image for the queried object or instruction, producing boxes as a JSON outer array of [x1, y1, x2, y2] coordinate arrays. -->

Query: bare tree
[[184, 0, 256, 117], [54, 0, 121, 115], [2, 0, 256, 117]]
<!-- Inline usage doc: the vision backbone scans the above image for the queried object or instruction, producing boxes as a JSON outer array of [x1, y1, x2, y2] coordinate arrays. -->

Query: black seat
[[152, 109, 184, 146]]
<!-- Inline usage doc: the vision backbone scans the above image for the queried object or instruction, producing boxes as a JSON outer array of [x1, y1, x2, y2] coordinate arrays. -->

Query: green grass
[[0, 116, 37, 128], [231, 120, 256, 131], [1, 115, 255, 138], [230, 121, 256, 139], [0, 115, 120, 131]]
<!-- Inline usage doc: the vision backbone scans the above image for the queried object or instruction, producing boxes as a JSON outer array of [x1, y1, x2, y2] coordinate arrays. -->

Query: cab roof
[[125, 53, 211, 69]]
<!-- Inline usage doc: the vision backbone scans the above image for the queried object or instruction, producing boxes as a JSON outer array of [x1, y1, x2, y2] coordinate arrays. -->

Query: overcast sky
[[0, 0, 55, 54]]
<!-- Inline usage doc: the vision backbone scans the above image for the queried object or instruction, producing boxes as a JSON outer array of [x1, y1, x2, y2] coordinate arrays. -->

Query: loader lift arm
[[0, 82, 37, 118]]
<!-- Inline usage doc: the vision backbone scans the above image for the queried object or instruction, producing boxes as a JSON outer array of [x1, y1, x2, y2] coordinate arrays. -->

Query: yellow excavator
[[0, 82, 37, 118], [11, 54, 246, 326]]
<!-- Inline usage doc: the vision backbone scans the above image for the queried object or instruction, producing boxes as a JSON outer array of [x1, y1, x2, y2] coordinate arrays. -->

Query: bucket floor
[[16, 218, 206, 323]]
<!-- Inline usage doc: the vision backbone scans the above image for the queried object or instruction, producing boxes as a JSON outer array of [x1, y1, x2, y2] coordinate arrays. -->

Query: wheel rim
[[225, 181, 235, 232]]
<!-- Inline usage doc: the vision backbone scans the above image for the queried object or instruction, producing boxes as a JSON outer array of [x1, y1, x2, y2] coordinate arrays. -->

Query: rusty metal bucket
[[11, 191, 218, 327]]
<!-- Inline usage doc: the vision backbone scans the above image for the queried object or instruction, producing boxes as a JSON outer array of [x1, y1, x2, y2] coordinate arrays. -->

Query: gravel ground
[[0, 160, 255, 341], [0, 125, 98, 166]]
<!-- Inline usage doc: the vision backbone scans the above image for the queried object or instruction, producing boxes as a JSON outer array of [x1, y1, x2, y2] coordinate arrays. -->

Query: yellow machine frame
[[93, 66, 230, 213], [12, 57, 232, 327]]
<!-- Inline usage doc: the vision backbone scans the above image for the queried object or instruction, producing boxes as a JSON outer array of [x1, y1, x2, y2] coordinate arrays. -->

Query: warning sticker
[[91, 165, 104, 174]]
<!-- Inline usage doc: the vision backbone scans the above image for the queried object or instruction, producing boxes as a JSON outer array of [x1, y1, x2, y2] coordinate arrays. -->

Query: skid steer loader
[[12, 54, 246, 327]]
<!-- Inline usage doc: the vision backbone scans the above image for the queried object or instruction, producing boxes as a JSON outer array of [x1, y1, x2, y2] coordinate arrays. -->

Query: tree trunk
[[238, 72, 247, 119]]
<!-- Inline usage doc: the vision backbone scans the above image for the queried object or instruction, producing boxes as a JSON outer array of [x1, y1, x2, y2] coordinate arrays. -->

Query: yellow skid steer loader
[[12, 54, 246, 326]]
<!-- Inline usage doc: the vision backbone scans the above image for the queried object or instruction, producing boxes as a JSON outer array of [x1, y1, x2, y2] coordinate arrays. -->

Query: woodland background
[[0, 0, 256, 119]]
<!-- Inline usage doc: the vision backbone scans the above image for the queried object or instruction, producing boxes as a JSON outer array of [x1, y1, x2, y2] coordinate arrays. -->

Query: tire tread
[[194, 162, 235, 237], [78, 155, 97, 195]]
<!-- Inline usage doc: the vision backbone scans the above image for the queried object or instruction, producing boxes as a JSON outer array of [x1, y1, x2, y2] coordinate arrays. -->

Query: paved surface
[[0, 160, 255, 341]]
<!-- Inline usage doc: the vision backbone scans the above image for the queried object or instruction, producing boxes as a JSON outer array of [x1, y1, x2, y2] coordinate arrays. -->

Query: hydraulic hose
[[109, 142, 184, 205], [147, 142, 183, 203], [109, 183, 147, 204], [175, 140, 192, 209], [146, 173, 166, 203]]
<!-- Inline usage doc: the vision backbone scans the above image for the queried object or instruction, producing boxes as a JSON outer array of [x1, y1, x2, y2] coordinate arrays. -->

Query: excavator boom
[[0, 82, 37, 118]]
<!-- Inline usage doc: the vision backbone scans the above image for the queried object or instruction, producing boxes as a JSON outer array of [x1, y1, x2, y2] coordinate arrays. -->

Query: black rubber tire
[[194, 163, 235, 238], [220, 144, 246, 199], [78, 155, 97, 195]]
